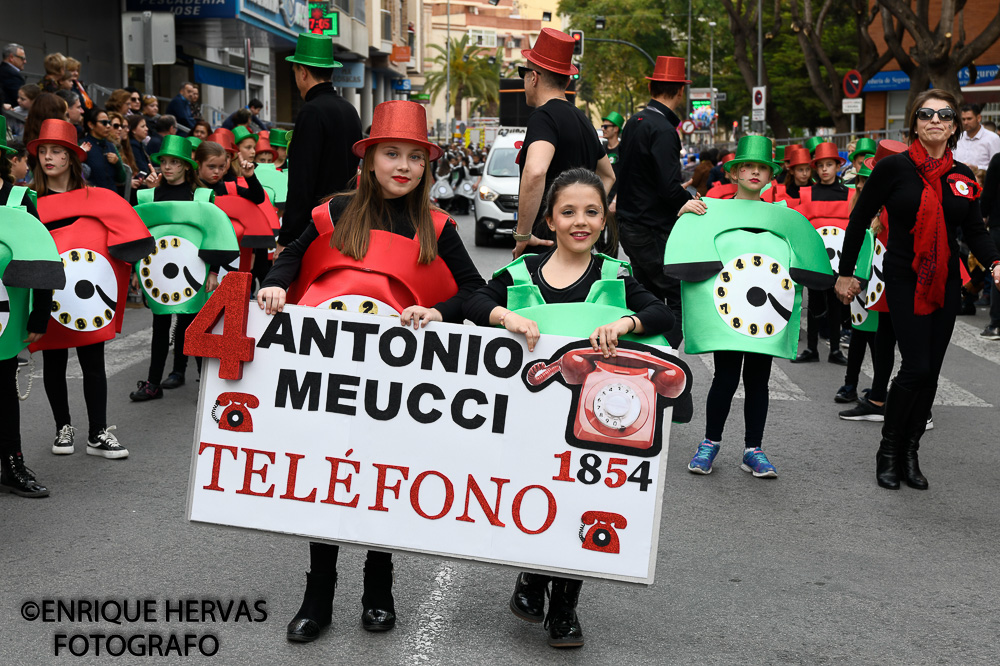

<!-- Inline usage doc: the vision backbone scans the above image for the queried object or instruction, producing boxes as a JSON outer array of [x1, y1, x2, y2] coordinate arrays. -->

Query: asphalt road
[[4, 211, 1000, 665]]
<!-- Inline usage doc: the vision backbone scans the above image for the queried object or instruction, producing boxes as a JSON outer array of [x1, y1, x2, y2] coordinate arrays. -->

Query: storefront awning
[[193, 61, 246, 90]]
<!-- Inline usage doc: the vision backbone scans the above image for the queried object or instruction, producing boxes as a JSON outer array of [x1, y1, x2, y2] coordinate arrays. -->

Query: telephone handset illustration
[[526, 349, 686, 450], [579, 511, 628, 554], [212, 392, 259, 432]]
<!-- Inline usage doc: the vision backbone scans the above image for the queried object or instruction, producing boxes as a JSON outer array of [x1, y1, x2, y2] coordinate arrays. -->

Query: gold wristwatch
[[512, 232, 532, 242]]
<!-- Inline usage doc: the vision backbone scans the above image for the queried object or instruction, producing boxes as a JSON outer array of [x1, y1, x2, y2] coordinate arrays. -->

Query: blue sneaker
[[688, 440, 720, 475], [740, 448, 777, 478]]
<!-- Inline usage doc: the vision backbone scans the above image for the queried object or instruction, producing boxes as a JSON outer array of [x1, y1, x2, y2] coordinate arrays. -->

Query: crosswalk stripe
[[696, 353, 810, 402], [27, 327, 153, 380], [950, 320, 1000, 367], [857, 345, 992, 408]]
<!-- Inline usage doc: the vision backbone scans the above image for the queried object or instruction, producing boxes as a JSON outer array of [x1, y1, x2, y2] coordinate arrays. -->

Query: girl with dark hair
[[256, 100, 483, 644], [464, 167, 674, 648], [22, 92, 68, 150], [127, 115, 153, 180], [837, 89, 1000, 490]]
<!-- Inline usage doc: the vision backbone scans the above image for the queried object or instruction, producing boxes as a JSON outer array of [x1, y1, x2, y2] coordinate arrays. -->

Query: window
[[885, 90, 908, 136], [354, 0, 365, 22], [381, 9, 392, 39], [467, 29, 497, 48]]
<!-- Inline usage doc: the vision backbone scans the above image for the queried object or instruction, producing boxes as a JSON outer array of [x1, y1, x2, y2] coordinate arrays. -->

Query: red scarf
[[908, 139, 953, 315]]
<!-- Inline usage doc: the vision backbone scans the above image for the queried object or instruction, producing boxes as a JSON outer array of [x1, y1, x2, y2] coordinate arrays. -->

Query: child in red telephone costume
[[463, 168, 674, 649], [256, 100, 484, 643], [28, 119, 155, 459]]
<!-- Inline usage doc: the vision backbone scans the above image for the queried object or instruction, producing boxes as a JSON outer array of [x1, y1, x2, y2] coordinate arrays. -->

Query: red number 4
[[183, 272, 255, 380]]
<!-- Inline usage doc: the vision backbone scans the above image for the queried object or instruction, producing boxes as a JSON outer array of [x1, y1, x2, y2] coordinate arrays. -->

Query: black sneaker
[[87, 426, 129, 459], [160, 372, 185, 389], [129, 380, 163, 402], [52, 425, 75, 455], [981, 325, 1000, 340], [835, 384, 858, 403], [828, 349, 849, 366], [839, 397, 885, 422], [791, 348, 819, 363]]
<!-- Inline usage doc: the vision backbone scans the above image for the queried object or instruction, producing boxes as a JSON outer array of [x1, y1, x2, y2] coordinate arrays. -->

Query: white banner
[[186, 302, 690, 584]]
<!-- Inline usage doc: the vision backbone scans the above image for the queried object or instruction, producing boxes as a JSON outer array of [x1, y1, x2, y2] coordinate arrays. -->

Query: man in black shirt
[[614, 56, 692, 346], [278, 34, 362, 253], [513, 28, 614, 259]]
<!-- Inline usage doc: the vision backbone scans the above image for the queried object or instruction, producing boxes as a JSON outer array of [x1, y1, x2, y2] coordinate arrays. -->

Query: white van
[[473, 126, 525, 246]]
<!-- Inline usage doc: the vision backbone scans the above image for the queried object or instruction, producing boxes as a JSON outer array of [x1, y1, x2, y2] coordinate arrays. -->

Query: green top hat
[[805, 136, 824, 155], [774, 145, 786, 162], [150, 135, 197, 168], [848, 137, 878, 162], [602, 111, 624, 132], [0, 117, 15, 155], [285, 33, 343, 69], [724, 135, 782, 176], [857, 156, 874, 179], [232, 126, 257, 146], [268, 128, 289, 148], [188, 137, 202, 151]]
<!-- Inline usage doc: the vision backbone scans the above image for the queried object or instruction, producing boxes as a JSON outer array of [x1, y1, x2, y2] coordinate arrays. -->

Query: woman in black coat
[[837, 89, 1000, 491]]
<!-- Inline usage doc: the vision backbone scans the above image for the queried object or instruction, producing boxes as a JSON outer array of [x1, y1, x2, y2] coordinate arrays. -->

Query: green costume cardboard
[[254, 163, 288, 206], [494, 254, 670, 347], [0, 186, 66, 360], [850, 230, 881, 332], [133, 188, 240, 315], [663, 198, 835, 359]]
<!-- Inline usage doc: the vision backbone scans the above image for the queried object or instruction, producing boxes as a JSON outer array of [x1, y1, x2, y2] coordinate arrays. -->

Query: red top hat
[[28, 119, 86, 161], [646, 56, 692, 83], [872, 139, 907, 165], [811, 142, 846, 166], [255, 131, 277, 158], [785, 146, 811, 168], [353, 100, 442, 161], [522, 28, 578, 76], [720, 152, 736, 165], [783, 144, 803, 162], [207, 128, 237, 155], [863, 156, 876, 171]]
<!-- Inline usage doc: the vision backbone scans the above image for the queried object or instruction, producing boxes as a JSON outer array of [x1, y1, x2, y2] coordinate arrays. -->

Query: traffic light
[[571, 30, 584, 57], [573, 61, 582, 80], [741, 115, 749, 133]]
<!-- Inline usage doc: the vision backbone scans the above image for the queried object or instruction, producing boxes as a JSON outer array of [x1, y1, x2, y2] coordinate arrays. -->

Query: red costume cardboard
[[704, 182, 737, 199], [791, 186, 850, 274], [30, 188, 154, 351], [214, 181, 277, 274]]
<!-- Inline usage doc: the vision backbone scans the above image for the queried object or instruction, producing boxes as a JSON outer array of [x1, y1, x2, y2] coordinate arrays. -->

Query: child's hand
[[503, 312, 540, 352], [678, 198, 707, 217], [130, 273, 139, 293], [256, 286, 286, 314], [23, 332, 43, 344], [206, 272, 219, 293], [400, 306, 442, 329], [241, 159, 255, 177], [590, 318, 633, 358]]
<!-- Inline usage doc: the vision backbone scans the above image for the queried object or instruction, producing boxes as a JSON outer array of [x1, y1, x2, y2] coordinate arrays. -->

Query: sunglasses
[[97, 119, 111, 126], [111, 123, 122, 129], [915, 107, 956, 122], [518, 66, 538, 80], [600, 124, 616, 130]]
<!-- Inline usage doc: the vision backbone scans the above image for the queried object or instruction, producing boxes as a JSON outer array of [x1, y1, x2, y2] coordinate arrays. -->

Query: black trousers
[[42, 342, 107, 440], [885, 278, 959, 392], [844, 329, 875, 387], [704, 350, 772, 447], [618, 223, 682, 348], [148, 313, 195, 385], [989, 227, 1000, 327], [805, 287, 843, 352], [0, 356, 22, 456], [868, 314, 897, 403], [308, 541, 392, 577]]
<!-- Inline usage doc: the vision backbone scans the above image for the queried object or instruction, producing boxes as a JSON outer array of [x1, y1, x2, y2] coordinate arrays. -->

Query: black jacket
[[279, 82, 362, 246], [0, 61, 24, 107], [615, 99, 692, 232]]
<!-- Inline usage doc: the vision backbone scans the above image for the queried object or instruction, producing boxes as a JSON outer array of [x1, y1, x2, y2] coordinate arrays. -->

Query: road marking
[[857, 346, 991, 408], [950, 320, 1000, 367], [406, 564, 457, 665], [28, 327, 153, 380], [697, 354, 810, 401]]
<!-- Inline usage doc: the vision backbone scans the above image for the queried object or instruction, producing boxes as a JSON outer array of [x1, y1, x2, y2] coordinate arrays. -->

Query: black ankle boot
[[509, 572, 549, 623], [545, 578, 584, 648], [876, 382, 917, 490], [361, 555, 396, 632], [900, 385, 933, 490], [0, 453, 49, 498], [286, 571, 337, 643]]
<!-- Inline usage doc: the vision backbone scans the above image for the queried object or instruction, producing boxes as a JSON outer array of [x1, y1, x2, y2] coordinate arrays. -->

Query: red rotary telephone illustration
[[526, 349, 687, 451], [580, 511, 628, 554], [212, 392, 259, 432]]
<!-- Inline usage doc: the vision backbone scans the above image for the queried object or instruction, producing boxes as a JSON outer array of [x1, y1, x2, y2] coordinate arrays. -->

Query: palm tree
[[424, 35, 499, 121]]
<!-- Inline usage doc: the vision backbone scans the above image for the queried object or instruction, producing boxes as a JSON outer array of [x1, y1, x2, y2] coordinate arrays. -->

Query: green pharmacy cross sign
[[309, 2, 340, 37]]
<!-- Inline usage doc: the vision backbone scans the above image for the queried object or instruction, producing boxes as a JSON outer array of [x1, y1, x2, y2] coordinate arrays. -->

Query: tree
[[877, 0, 1000, 113], [424, 35, 499, 121]]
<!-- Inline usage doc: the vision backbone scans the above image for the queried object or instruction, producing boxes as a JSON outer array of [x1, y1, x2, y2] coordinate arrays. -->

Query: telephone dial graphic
[[713, 252, 794, 339], [139, 235, 206, 306], [317, 294, 399, 317], [51, 248, 118, 332], [524, 344, 689, 456], [580, 511, 627, 554], [212, 392, 259, 432], [817, 225, 846, 273]]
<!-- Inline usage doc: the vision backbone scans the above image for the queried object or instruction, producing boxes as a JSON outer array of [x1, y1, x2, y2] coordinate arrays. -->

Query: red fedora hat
[[646, 56, 692, 83], [28, 118, 86, 160], [872, 139, 907, 165], [353, 100, 442, 161], [522, 28, 578, 76], [785, 146, 811, 168], [811, 142, 846, 166], [207, 128, 237, 155]]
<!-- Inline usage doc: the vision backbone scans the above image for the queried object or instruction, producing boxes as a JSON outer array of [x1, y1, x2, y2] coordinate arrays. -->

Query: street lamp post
[[757, 0, 763, 133], [686, 0, 692, 121], [446, 0, 451, 141], [709, 21, 716, 141]]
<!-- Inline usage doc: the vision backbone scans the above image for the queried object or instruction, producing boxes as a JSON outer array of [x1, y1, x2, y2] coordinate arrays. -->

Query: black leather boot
[[545, 578, 584, 648], [0, 453, 49, 498], [286, 570, 337, 643], [361, 552, 396, 632], [900, 385, 933, 490], [876, 382, 916, 490], [509, 572, 550, 623]]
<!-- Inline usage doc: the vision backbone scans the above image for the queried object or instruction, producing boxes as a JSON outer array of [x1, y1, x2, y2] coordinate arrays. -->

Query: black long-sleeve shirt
[[262, 196, 484, 323], [840, 153, 999, 283], [463, 250, 675, 335], [982, 152, 1000, 227], [615, 99, 692, 231]]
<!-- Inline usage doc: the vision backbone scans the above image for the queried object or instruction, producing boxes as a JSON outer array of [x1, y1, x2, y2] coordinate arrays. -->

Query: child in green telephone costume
[[664, 135, 836, 478], [464, 167, 677, 650]]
